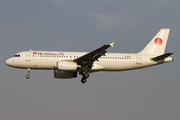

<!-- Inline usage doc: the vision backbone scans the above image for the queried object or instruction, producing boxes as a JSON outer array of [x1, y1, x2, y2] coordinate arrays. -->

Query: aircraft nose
[[5, 58, 12, 66], [6, 59, 9, 65]]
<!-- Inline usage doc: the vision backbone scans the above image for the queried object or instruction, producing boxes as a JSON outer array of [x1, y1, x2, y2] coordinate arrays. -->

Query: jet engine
[[55, 61, 78, 71], [54, 70, 77, 79]]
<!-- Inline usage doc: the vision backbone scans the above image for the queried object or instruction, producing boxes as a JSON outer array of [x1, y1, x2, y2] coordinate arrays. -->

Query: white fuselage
[[5, 29, 173, 83], [5, 51, 173, 72]]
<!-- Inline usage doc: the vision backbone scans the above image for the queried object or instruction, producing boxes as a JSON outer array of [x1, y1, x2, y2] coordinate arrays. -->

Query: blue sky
[[0, 0, 180, 120]]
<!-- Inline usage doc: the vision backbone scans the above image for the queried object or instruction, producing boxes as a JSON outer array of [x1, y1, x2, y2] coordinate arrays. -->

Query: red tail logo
[[154, 38, 162, 45]]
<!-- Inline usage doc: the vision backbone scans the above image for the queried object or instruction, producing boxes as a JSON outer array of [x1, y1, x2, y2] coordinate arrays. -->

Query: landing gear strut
[[26, 68, 30, 79], [80, 72, 89, 84]]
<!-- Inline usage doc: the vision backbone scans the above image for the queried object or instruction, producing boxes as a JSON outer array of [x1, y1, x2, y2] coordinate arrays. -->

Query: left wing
[[74, 42, 114, 66]]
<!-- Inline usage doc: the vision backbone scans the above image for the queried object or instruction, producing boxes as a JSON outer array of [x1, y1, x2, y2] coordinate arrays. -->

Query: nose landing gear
[[80, 72, 89, 84], [26, 68, 30, 79]]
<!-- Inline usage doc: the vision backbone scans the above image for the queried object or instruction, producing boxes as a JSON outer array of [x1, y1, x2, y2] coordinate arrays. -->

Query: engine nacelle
[[55, 61, 77, 71], [54, 70, 77, 79]]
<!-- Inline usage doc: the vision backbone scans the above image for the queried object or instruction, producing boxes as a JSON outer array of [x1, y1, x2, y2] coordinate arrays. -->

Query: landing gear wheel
[[26, 68, 30, 79], [84, 72, 89, 78], [26, 75, 30, 79], [79, 72, 89, 84], [81, 77, 87, 84]]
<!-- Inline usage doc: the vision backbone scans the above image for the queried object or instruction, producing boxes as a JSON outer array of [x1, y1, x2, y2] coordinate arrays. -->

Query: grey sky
[[0, 0, 180, 120]]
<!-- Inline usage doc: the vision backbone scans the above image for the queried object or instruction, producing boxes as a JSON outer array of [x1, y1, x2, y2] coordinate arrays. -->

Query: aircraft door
[[136, 54, 141, 64], [26, 51, 31, 61]]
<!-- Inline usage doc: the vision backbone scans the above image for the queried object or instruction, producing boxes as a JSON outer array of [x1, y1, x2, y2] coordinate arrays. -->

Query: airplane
[[5, 29, 173, 83]]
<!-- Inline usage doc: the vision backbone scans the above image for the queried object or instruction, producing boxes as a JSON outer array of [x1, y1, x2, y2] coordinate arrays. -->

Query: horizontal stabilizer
[[151, 53, 173, 61]]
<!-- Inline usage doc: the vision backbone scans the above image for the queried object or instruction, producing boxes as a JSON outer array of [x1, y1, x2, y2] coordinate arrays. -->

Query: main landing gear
[[26, 68, 30, 79], [80, 72, 89, 84]]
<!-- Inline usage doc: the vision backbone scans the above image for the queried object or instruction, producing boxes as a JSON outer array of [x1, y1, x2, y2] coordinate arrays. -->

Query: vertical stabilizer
[[139, 29, 170, 55]]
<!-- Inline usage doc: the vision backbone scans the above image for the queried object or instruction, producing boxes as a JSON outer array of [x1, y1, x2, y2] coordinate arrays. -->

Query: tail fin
[[139, 29, 170, 55]]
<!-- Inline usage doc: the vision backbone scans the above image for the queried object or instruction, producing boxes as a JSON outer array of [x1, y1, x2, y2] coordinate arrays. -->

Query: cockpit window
[[13, 54, 20, 57], [13, 55, 17, 57]]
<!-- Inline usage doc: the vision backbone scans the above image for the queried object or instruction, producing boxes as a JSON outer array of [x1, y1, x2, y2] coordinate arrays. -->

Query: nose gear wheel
[[26, 68, 30, 79], [26, 75, 30, 79]]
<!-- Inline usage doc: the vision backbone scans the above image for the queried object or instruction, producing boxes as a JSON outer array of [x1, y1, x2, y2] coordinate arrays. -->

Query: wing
[[74, 42, 114, 67]]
